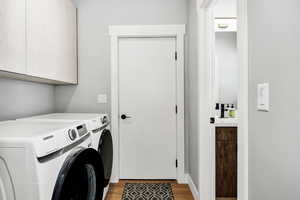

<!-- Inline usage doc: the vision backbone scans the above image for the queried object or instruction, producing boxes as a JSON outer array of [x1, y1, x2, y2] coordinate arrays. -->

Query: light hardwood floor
[[105, 180, 194, 200]]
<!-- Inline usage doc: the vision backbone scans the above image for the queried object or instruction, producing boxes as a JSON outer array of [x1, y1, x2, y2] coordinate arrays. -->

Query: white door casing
[[119, 37, 177, 179], [110, 25, 186, 183]]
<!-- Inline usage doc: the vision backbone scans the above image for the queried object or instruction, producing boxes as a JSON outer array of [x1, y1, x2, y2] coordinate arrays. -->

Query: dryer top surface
[[19, 113, 107, 122], [0, 121, 81, 139]]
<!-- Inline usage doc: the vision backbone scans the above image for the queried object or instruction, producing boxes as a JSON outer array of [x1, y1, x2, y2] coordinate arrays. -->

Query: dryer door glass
[[52, 148, 104, 200], [98, 129, 113, 187]]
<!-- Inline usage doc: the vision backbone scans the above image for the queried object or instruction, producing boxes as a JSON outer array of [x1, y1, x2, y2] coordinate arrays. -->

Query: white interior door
[[119, 37, 177, 179]]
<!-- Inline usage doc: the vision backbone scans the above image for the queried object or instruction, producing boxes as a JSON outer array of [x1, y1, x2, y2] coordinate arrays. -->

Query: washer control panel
[[67, 124, 88, 142], [77, 124, 88, 137], [36, 123, 90, 159]]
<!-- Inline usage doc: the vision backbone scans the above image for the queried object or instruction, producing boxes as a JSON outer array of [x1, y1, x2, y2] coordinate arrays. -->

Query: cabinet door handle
[[218, 24, 229, 29]]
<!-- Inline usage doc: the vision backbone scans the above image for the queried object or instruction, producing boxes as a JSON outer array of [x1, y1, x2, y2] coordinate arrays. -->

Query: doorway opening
[[197, 0, 248, 199], [213, 1, 238, 200]]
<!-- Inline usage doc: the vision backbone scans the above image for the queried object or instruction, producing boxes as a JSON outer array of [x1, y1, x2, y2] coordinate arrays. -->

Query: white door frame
[[197, 0, 249, 200], [109, 25, 186, 183]]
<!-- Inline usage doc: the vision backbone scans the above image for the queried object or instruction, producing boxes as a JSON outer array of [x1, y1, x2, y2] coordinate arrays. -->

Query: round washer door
[[52, 148, 104, 200], [98, 129, 113, 187]]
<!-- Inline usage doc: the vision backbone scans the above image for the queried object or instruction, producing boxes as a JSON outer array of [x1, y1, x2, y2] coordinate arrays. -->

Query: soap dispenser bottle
[[215, 103, 221, 118], [220, 104, 225, 118]]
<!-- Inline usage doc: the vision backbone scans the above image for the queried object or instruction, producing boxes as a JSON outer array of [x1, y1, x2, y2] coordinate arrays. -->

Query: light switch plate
[[97, 94, 107, 104], [257, 83, 269, 111]]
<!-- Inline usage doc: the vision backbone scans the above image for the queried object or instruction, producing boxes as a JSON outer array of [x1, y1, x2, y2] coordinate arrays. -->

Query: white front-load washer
[[0, 120, 105, 200], [18, 113, 113, 194]]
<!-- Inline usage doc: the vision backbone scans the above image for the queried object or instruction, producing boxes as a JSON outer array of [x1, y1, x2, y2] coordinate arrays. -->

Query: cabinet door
[[0, 0, 26, 73], [27, 0, 77, 84], [216, 127, 237, 198]]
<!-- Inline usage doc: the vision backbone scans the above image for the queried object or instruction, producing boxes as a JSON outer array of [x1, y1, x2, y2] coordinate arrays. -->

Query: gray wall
[[215, 32, 238, 105], [55, 0, 191, 173], [248, 0, 300, 199], [55, 0, 200, 184], [0, 78, 55, 121], [186, 0, 199, 188], [0, 0, 199, 187], [55, 0, 187, 114]]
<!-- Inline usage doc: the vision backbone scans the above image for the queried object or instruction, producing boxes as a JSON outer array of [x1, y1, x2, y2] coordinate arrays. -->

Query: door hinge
[[175, 105, 178, 114], [175, 51, 178, 61], [176, 159, 178, 168]]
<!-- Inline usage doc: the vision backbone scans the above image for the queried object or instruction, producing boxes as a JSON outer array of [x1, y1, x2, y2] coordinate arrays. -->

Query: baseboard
[[186, 174, 199, 200], [110, 176, 119, 183], [177, 174, 188, 184], [103, 186, 109, 200]]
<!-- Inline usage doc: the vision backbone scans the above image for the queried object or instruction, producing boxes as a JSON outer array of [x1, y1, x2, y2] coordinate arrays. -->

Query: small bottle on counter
[[228, 104, 236, 118], [224, 104, 230, 118]]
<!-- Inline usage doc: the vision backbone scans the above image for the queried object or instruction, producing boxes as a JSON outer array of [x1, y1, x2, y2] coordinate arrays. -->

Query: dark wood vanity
[[216, 127, 237, 198]]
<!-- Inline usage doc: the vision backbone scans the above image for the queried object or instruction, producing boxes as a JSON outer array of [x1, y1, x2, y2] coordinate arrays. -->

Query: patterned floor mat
[[121, 183, 174, 200]]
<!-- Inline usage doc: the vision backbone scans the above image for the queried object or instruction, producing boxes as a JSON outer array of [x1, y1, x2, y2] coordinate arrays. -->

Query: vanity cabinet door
[[27, 0, 77, 84], [0, 0, 26, 74], [216, 127, 237, 198]]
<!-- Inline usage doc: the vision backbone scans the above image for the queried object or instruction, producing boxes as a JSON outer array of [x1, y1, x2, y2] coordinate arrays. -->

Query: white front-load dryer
[[0, 120, 105, 200], [18, 113, 113, 194]]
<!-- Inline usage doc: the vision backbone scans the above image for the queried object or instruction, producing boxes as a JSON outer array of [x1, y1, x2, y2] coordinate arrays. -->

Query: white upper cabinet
[[0, 0, 26, 74], [27, 0, 77, 84], [0, 0, 77, 84]]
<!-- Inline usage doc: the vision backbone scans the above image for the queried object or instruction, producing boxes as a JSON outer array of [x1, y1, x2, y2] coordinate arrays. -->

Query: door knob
[[121, 114, 131, 120]]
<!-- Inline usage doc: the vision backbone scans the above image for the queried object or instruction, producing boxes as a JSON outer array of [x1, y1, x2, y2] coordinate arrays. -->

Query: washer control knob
[[68, 129, 77, 141]]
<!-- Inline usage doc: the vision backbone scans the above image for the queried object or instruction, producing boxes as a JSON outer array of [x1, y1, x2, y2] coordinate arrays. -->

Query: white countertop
[[214, 117, 238, 127]]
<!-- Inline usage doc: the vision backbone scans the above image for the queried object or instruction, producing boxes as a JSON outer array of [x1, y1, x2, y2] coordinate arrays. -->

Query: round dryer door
[[52, 148, 105, 200], [98, 129, 113, 187]]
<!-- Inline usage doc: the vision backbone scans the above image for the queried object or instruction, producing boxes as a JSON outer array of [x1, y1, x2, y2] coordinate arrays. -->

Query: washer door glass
[[52, 148, 104, 200], [60, 163, 96, 199], [98, 129, 113, 187]]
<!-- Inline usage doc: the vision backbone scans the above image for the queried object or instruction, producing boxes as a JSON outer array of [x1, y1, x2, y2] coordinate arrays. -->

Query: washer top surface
[[21, 113, 107, 121], [0, 120, 81, 139]]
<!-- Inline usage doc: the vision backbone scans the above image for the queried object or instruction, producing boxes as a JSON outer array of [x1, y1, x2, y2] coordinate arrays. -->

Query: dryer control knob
[[68, 129, 77, 141]]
